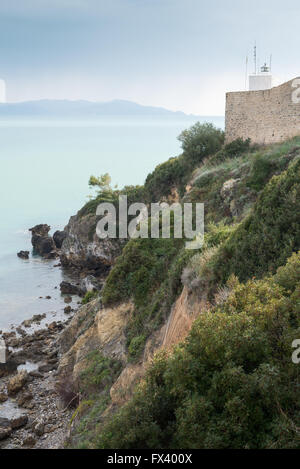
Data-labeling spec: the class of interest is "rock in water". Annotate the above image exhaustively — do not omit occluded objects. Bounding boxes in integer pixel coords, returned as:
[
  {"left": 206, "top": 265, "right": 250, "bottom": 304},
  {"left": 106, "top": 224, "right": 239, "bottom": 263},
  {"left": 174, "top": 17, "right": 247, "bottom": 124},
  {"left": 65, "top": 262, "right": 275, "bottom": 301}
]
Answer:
[
  {"left": 60, "top": 281, "right": 83, "bottom": 296},
  {"left": 17, "top": 250, "right": 29, "bottom": 259},
  {"left": 29, "top": 224, "right": 56, "bottom": 257}
]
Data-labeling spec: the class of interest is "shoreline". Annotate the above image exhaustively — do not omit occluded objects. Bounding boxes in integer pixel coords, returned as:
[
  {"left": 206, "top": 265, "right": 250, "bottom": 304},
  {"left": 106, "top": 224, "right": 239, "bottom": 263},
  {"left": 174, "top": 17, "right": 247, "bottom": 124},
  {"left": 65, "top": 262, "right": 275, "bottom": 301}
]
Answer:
[
  {"left": 0, "top": 304, "right": 76, "bottom": 448},
  {"left": 0, "top": 221, "right": 104, "bottom": 448}
]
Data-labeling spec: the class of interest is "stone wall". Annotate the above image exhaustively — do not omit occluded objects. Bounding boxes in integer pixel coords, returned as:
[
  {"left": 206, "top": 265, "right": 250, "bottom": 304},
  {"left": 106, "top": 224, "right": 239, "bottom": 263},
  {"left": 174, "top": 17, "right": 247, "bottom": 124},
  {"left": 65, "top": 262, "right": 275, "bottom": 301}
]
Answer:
[{"left": 225, "top": 77, "right": 300, "bottom": 145}]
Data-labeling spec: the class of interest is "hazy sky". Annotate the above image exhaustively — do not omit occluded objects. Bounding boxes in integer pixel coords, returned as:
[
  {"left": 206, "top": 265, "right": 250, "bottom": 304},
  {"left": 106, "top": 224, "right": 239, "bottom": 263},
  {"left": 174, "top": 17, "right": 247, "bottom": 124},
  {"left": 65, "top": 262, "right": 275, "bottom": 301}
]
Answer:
[{"left": 0, "top": 0, "right": 300, "bottom": 114}]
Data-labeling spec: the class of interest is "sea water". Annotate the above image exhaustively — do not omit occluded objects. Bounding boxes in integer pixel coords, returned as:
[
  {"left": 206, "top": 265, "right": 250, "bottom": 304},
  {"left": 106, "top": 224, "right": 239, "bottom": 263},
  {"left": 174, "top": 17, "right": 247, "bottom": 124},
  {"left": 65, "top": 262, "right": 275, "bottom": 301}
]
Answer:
[{"left": 0, "top": 115, "right": 224, "bottom": 330}]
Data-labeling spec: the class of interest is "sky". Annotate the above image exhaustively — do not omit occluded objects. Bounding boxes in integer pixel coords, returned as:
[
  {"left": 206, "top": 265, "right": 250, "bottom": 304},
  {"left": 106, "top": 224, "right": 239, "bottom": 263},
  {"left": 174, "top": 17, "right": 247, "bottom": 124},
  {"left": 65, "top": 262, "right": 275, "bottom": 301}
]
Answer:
[{"left": 0, "top": 0, "right": 300, "bottom": 114}]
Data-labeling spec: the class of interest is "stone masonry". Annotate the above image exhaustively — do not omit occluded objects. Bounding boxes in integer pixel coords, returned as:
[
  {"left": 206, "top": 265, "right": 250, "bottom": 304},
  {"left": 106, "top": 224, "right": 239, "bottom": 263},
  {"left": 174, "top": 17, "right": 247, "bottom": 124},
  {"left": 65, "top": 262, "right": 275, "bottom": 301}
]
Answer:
[{"left": 225, "top": 77, "right": 300, "bottom": 145}]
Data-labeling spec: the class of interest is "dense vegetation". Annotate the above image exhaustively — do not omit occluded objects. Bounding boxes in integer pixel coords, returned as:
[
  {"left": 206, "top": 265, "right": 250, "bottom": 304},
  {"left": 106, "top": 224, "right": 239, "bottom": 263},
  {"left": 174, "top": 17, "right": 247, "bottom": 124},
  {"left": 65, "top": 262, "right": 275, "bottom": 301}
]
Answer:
[
  {"left": 212, "top": 157, "right": 300, "bottom": 285},
  {"left": 71, "top": 123, "right": 300, "bottom": 449},
  {"left": 93, "top": 252, "right": 300, "bottom": 449}
]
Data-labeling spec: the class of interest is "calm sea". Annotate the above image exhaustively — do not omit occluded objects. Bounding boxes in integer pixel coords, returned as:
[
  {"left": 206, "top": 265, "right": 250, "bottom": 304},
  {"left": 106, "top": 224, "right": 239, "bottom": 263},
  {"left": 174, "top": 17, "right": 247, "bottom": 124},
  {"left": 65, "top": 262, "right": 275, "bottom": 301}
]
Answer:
[{"left": 0, "top": 116, "right": 224, "bottom": 331}]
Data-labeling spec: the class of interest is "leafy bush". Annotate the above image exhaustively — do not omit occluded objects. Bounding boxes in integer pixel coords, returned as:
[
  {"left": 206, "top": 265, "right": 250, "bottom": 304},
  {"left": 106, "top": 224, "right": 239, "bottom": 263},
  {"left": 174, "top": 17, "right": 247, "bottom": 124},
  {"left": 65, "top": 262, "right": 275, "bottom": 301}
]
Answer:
[
  {"left": 145, "top": 123, "right": 225, "bottom": 202},
  {"left": 224, "top": 137, "right": 252, "bottom": 156},
  {"left": 102, "top": 236, "right": 185, "bottom": 360},
  {"left": 247, "top": 152, "right": 278, "bottom": 191},
  {"left": 102, "top": 237, "right": 183, "bottom": 307},
  {"left": 82, "top": 291, "right": 98, "bottom": 305},
  {"left": 145, "top": 155, "right": 186, "bottom": 201},
  {"left": 69, "top": 351, "right": 122, "bottom": 449},
  {"left": 209, "top": 138, "right": 252, "bottom": 165},
  {"left": 80, "top": 351, "right": 122, "bottom": 396},
  {"left": 178, "top": 122, "right": 224, "bottom": 167},
  {"left": 128, "top": 335, "right": 147, "bottom": 358}
]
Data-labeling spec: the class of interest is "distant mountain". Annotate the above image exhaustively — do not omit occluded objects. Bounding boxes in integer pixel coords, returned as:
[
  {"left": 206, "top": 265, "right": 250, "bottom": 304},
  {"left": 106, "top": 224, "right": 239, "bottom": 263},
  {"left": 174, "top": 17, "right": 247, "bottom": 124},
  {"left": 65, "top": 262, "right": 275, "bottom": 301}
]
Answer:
[{"left": 0, "top": 99, "right": 199, "bottom": 118}]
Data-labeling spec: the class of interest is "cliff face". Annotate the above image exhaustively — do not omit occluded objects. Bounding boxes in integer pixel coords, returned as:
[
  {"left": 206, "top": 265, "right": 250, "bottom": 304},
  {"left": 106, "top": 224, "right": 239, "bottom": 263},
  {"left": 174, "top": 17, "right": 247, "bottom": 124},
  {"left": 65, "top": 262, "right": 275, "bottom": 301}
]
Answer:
[
  {"left": 55, "top": 132, "right": 300, "bottom": 449},
  {"left": 58, "top": 300, "right": 132, "bottom": 382},
  {"left": 57, "top": 285, "right": 206, "bottom": 411}
]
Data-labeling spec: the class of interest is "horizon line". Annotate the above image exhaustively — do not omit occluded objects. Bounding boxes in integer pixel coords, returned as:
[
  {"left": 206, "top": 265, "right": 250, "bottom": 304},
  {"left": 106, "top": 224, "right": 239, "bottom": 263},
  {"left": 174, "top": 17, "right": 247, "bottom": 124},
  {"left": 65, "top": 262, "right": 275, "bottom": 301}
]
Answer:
[{"left": 0, "top": 98, "right": 225, "bottom": 118}]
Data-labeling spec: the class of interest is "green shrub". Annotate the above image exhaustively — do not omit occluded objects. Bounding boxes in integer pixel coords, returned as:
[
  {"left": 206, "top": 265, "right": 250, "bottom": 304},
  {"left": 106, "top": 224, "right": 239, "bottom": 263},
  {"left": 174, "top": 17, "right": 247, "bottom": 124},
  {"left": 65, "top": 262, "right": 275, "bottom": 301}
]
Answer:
[
  {"left": 79, "top": 351, "right": 122, "bottom": 396},
  {"left": 209, "top": 138, "right": 252, "bottom": 165},
  {"left": 82, "top": 291, "right": 98, "bottom": 305},
  {"left": 247, "top": 143, "right": 300, "bottom": 192},
  {"left": 128, "top": 335, "right": 146, "bottom": 359},
  {"left": 102, "top": 235, "right": 186, "bottom": 361},
  {"left": 178, "top": 122, "right": 224, "bottom": 167},
  {"left": 223, "top": 137, "right": 252, "bottom": 156},
  {"left": 102, "top": 237, "right": 183, "bottom": 307},
  {"left": 145, "top": 123, "right": 225, "bottom": 202},
  {"left": 145, "top": 155, "right": 187, "bottom": 201},
  {"left": 247, "top": 152, "right": 277, "bottom": 191}
]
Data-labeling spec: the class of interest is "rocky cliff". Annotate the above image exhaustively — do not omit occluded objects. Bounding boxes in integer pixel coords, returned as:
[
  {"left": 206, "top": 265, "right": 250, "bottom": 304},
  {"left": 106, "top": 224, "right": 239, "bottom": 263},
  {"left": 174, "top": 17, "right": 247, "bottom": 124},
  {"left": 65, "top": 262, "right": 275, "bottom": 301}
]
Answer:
[
  {"left": 54, "top": 128, "right": 300, "bottom": 449},
  {"left": 60, "top": 212, "right": 124, "bottom": 275}
]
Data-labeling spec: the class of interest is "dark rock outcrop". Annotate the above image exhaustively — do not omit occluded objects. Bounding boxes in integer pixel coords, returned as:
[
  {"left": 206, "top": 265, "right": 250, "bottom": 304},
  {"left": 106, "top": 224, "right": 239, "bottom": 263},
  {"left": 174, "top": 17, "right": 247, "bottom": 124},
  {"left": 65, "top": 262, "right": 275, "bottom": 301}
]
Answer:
[
  {"left": 53, "top": 230, "right": 67, "bottom": 249},
  {"left": 17, "top": 251, "right": 29, "bottom": 260},
  {"left": 60, "top": 281, "right": 84, "bottom": 296},
  {"left": 60, "top": 213, "right": 124, "bottom": 274},
  {"left": 29, "top": 224, "right": 57, "bottom": 257}
]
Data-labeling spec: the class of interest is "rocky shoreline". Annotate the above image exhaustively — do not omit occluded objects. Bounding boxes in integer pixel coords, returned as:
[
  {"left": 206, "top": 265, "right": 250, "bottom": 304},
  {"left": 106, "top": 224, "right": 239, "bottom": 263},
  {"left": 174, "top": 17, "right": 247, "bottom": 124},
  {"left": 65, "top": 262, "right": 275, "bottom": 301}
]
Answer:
[
  {"left": 0, "top": 208, "right": 126, "bottom": 450},
  {"left": 0, "top": 317, "right": 73, "bottom": 449},
  {"left": 0, "top": 219, "right": 112, "bottom": 449}
]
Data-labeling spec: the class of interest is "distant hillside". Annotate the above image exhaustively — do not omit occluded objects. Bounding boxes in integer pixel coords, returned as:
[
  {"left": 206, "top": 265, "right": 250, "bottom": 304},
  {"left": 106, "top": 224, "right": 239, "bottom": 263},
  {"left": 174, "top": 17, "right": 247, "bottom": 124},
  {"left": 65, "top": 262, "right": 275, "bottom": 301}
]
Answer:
[{"left": 0, "top": 99, "right": 200, "bottom": 118}]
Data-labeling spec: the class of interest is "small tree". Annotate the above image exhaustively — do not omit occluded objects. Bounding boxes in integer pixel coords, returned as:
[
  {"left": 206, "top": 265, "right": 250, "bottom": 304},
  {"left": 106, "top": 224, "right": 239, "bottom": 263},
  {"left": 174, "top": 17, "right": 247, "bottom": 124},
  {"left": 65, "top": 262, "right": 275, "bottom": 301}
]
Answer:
[
  {"left": 89, "top": 173, "right": 112, "bottom": 193},
  {"left": 88, "top": 172, "right": 119, "bottom": 200},
  {"left": 178, "top": 122, "right": 224, "bottom": 167}
]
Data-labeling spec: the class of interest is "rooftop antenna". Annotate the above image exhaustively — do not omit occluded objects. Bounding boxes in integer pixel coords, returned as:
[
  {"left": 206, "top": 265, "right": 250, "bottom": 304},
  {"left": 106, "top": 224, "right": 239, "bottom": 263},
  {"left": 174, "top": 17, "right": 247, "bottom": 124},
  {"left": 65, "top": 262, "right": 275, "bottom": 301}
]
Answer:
[{"left": 254, "top": 42, "right": 257, "bottom": 74}]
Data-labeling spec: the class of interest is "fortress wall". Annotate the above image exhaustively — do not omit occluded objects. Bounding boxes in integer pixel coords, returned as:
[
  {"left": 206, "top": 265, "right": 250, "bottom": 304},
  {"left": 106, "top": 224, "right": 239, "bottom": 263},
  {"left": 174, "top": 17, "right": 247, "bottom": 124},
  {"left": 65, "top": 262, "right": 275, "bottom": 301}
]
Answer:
[{"left": 225, "top": 78, "right": 300, "bottom": 145}]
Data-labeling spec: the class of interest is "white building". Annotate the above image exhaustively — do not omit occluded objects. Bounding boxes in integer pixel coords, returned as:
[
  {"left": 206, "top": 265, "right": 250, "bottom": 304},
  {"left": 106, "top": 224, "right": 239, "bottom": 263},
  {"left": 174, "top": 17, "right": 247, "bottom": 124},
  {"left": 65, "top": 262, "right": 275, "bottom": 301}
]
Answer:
[{"left": 249, "top": 63, "right": 272, "bottom": 91}]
